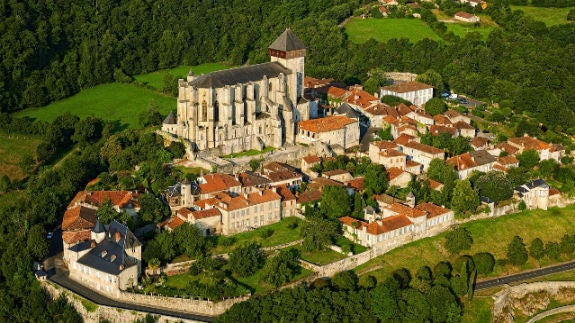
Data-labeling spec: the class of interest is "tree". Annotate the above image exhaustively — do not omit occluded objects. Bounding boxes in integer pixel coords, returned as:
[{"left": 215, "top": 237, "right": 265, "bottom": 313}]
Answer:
[
  {"left": 507, "top": 236, "right": 528, "bottom": 266},
  {"left": 529, "top": 238, "right": 545, "bottom": 261},
  {"left": 545, "top": 241, "right": 561, "bottom": 260},
  {"left": 138, "top": 104, "right": 163, "bottom": 127},
  {"left": 363, "top": 164, "right": 388, "bottom": 195},
  {"left": 560, "top": 234, "right": 575, "bottom": 255},
  {"left": 302, "top": 216, "right": 340, "bottom": 251},
  {"left": 416, "top": 69, "right": 444, "bottom": 93},
  {"left": 173, "top": 224, "right": 208, "bottom": 259},
  {"left": 473, "top": 252, "right": 495, "bottom": 274},
  {"left": 261, "top": 248, "right": 300, "bottom": 287},
  {"left": 444, "top": 227, "right": 473, "bottom": 255},
  {"left": 248, "top": 158, "right": 261, "bottom": 172},
  {"left": 475, "top": 172, "right": 513, "bottom": 203},
  {"left": 370, "top": 278, "right": 401, "bottom": 322},
  {"left": 424, "top": 97, "right": 447, "bottom": 116},
  {"left": 229, "top": 243, "right": 264, "bottom": 277},
  {"left": 451, "top": 180, "right": 479, "bottom": 217},
  {"left": 138, "top": 194, "right": 168, "bottom": 223},
  {"left": 517, "top": 149, "right": 540, "bottom": 169},
  {"left": 377, "top": 126, "right": 394, "bottom": 141},
  {"left": 331, "top": 270, "right": 359, "bottom": 291},
  {"left": 568, "top": 8, "right": 575, "bottom": 21},
  {"left": 320, "top": 186, "right": 350, "bottom": 218},
  {"left": 399, "top": 289, "right": 431, "bottom": 322},
  {"left": 0, "top": 175, "right": 10, "bottom": 193},
  {"left": 427, "top": 158, "right": 457, "bottom": 184},
  {"left": 539, "top": 159, "right": 559, "bottom": 178},
  {"left": 96, "top": 199, "right": 118, "bottom": 224},
  {"left": 27, "top": 225, "right": 49, "bottom": 260},
  {"left": 449, "top": 136, "right": 471, "bottom": 156}
]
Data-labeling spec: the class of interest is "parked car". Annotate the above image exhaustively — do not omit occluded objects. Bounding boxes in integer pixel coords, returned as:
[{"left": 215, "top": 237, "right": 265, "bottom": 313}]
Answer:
[{"left": 47, "top": 231, "right": 53, "bottom": 239}]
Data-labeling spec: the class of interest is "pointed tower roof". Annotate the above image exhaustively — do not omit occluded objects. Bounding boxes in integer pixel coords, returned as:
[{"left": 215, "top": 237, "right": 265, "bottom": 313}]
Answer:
[
  {"left": 163, "top": 111, "right": 177, "bottom": 125},
  {"left": 92, "top": 219, "right": 106, "bottom": 233},
  {"left": 269, "top": 28, "right": 306, "bottom": 52}
]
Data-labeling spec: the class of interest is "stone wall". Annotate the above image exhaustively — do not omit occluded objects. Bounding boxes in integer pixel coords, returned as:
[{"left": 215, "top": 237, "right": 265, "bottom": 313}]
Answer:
[
  {"left": 492, "top": 281, "right": 575, "bottom": 323},
  {"left": 42, "top": 281, "right": 203, "bottom": 323}
]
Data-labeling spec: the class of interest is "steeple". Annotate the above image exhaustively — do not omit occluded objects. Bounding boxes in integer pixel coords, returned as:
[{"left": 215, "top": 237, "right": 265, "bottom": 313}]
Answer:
[
  {"left": 268, "top": 28, "right": 306, "bottom": 56},
  {"left": 268, "top": 28, "right": 306, "bottom": 105}
]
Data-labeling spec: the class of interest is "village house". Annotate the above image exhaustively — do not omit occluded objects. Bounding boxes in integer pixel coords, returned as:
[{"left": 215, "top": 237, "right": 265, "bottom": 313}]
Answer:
[
  {"left": 70, "top": 190, "right": 140, "bottom": 216},
  {"left": 454, "top": 121, "right": 476, "bottom": 138},
  {"left": 369, "top": 140, "right": 407, "bottom": 170},
  {"left": 470, "top": 136, "right": 490, "bottom": 150},
  {"left": 158, "top": 207, "right": 222, "bottom": 236},
  {"left": 198, "top": 173, "right": 242, "bottom": 199},
  {"left": 444, "top": 109, "right": 470, "bottom": 124},
  {"left": 446, "top": 150, "right": 497, "bottom": 179},
  {"left": 397, "top": 141, "right": 445, "bottom": 171},
  {"left": 301, "top": 155, "right": 322, "bottom": 174},
  {"left": 67, "top": 220, "right": 141, "bottom": 297},
  {"left": 514, "top": 179, "right": 551, "bottom": 210},
  {"left": 493, "top": 155, "right": 520, "bottom": 173},
  {"left": 507, "top": 134, "right": 564, "bottom": 162},
  {"left": 380, "top": 81, "right": 433, "bottom": 107},
  {"left": 162, "top": 180, "right": 198, "bottom": 212},
  {"left": 297, "top": 115, "right": 360, "bottom": 150},
  {"left": 454, "top": 11, "right": 480, "bottom": 23},
  {"left": 237, "top": 171, "right": 272, "bottom": 193},
  {"left": 323, "top": 169, "right": 353, "bottom": 182},
  {"left": 387, "top": 167, "right": 412, "bottom": 188},
  {"left": 62, "top": 205, "right": 98, "bottom": 262},
  {"left": 262, "top": 162, "right": 304, "bottom": 189}
]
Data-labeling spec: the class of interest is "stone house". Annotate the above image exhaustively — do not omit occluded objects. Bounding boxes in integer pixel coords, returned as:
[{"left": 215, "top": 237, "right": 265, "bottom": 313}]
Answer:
[
  {"left": 444, "top": 110, "right": 471, "bottom": 124},
  {"left": 454, "top": 121, "right": 476, "bottom": 138},
  {"left": 397, "top": 141, "right": 445, "bottom": 171},
  {"left": 446, "top": 150, "right": 497, "bottom": 179},
  {"left": 262, "top": 162, "right": 304, "bottom": 189},
  {"left": 198, "top": 173, "right": 242, "bottom": 199},
  {"left": 67, "top": 220, "right": 141, "bottom": 298},
  {"left": 323, "top": 169, "right": 353, "bottom": 182},
  {"left": 508, "top": 134, "right": 564, "bottom": 162},
  {"left": 454, "top": 11, "right": 480, "bottom": 23},
  {"left": 380, "top": 81, "right": 433, "bottom": 107},
  {"left": 387, "top": 167, "right": 412, "bottom": 188},
  {"left": 514, "top": 179, "right": 551, "bottom": 210},
  {"left": 69, "top": 190, "right": 140, "bottom": 217},
  {"left": 369, "top": 140, "right": 406, "bottom": 170},
  {"left": 297, "top": 115, "right": 360, "bottom": 150}
]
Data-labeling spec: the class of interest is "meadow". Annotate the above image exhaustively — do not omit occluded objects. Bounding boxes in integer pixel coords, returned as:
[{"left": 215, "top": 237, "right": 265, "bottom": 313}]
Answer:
[
  {"left": 0, "top": 133, "right": 42, "bottom": 180},
  {"left": 14, "top": 63, "right": 230, "bottom": 129},
  {"left": 510, "top": 5, "right": 573, "bottom": 26},
  {"left": 344, "top": 18, "right": 442, "bottom": 43},
  {"left": 445, "top": 22, "right": 495, "bottom": 40},
  {"left": 354, "top": 205, "right": 575, "bottom": 281}
]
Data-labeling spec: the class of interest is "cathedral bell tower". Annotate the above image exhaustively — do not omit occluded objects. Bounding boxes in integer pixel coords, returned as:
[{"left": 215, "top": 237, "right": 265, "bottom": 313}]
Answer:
[{"left": 268, "top": 28, "right": 306, "bottom": 106}]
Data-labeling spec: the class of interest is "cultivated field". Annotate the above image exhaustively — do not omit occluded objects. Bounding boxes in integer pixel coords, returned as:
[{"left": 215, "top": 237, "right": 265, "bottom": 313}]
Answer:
[
  {"left": 344, "top": 18, "right": 442, "bottom": 43},
  {"left": 510, "top": 5, "right": 574, "bottom": 26},
  {"left": 0, "top": 134, "right": 42, "bottom": 181},
  {"left": 355, "top": 205, "right": 575, "bottom": 281},
  {"left": 134, "top": 63, "right": 231, "bottom": 90}
]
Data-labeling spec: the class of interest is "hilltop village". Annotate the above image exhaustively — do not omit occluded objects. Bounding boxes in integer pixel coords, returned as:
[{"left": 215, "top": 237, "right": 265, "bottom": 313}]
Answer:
[{"left": 53, "top": 30, "right": 574, "bottom": 303}]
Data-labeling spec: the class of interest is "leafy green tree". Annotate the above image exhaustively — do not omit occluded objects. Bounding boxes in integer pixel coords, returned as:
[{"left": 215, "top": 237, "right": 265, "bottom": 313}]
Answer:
[
  {"left": 138, "top": 104, "right": 164, "bottom": 127},
  {"left": 473, "top": 252, "right": 495, "bottom": 275},
  {"left": 427, "top": 285, "right": 462, "bottom": 323},
  {"left": 444, "top": 227, "right": 473, "bottom": 255},
  {"left": 320, "top": 186, "right": 350, "bottom": 218},
  {"left": 399, "top": 289, "right": 431, "bottom": 322},
  {"left": 427, "top": 159, "right": 458, "bottom": 184},
  {"left": 363, "top": 164, "right": 388, "bottom": 196},
  {"left": 173, "top": 224, "right": 208, "bottom": 259},
  {"left": 27, "top": 225, "right": 49, "bottom": 260},
  {"left": 229, "top": 243, "right": 264, "bottom": 277},
  {"left": 449, "top": 136, "right": 471, "bottom": 156},
  {"left": 507, "top": 236, "right": 528, "bottom": 266},
  {"left": 475, "top": 172, "right": 513, "bottom": 202},
  {"left": 72, "top": 117, "right": 103, "bottom": 147},
  {"left": 545, "top": 241, "right": 561, "bottom": 260},
  {"left": 249, "top": 158, "right": 261, "bottom": 172},
  {"left": 529, "top": 238, "right": 546, "bottom": 261},
  {"left": 261, "top": 248, "right": 300, "bottom": 287},
  {"left": 424, "top": 97, "right": 447, "bottom": 116},
  {"left": 451, "top": 180, "right": 479, "bottom": 217},
  {"left": 538, "top": 159, "right": 559, "bottom": 178},
  {"left": 416, "top": 69, "right": 443, "bottom": 93},
  {"left": 0, "top": 175, "right": 10, "bottom": 193},
  {"left": 370, "top": 278, "right": 401, "bottom": 322},
  {"left": 450, "top": 273, "right": 469, "bottom": 297},
  {"left": 96, "top": 199, "right": 118, "bottom": 224},
  {"left": 331, "top": 270, "right": 359, "bottom": 291},
  {"left": 302, "top": 216, "right": 339, "bottom": 251},
  {"left": 377, "top": 126, "right": 394, "bottom": 141},
  {"left": 517, "top": 149, "right": 540, "bottom": 169},
  {"left": 560, "top": 234, "right": 575, "bottom": 255},
  {"left": 138, "top": 194, "right": 168, "bottom": 223}
]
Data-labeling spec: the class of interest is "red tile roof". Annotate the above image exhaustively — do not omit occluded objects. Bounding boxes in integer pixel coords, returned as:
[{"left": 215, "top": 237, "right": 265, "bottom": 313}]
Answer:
[
  {"left": 298, "top": 115, "right": 357, "bottom": 133},
  {"left": 303, "top": 155, "right": 321, "bottom": 164},
  {"left": 62, "top": 206, "right": 97, "bottom": 231},
  {"left": 192, "top": 208, "right": 221, "bottom": 219},
  {"left": 308, "top": 177, "right": 344, "bottom": 190},
  {"left": 199, "top": 173, "right": 241, "bottom": 194},
  {"left": 405, "top": 160, "right": 421, "bottom": 168},
  {"left": 195, "top": 198, "right": 219, "bottom": 209},
  {"left": 387, "top": 167, "right": 406, "bottom": 181},
  {"left": 158, "top": 216, "right": 185, "bottom": 230},
  {"left": 380, "top": 149, "right": 405, "bottom": 158},
  {"left": 403, "top": 141, "right": 445, "bottom": 155},
  {"left": 324, "top": 169, "right": 349, "bottom": 177},
  {"left": 495, "top": 143, "right": 519, "bottom": 155},
  {"left": 371, "top": 140, "right": 398, "bottom": 150},
  {"left": 455, "top": 11, "right": 476, "bottom": 19},
  {"left": 347, "top": 177, "right": 365, "bottom": 191},
  {"left": 266, "top": 170, "right": 302, "bottom": 182},
  {"left": 508, "top": 136, "right": 550, "bottom": 151},
  {"left": 415, "top": 202, "right": 451, "bottom": 219},
  {"left": 549, "top": 187, "right": 560, "bottom": 196},
  {"left": 470, "top": 136, "right": 490, "bottom": 148},
  {"left": 454, "top": 120, "right": 475, "bottom": 130},
  {"left": 70, "top": 190, "right": 136, "bottom": 209},
  {"left": 446, "top": 153, "right": 476, "bottom": 171},
  {"left": 394, "top": 134, "right": 416, "bottom": 146},
  {"left": 389, "top": 202, "right": 427, "bottom": 218},
  {"left": 498, "top": 155, "right": 519, "bottom": 165},
  {"left": 339, "top": 215, "right": 413, "bottom": 235},
  {"left": 427, "top": 179, "right": 444, "bottom": 190},
  {"left": 275, "top": 185, "right": 296, "bottom": 201},
  {"left": 430, "top": 125, "right": 457, "bottom": 136},
  {"left": 62, "top": 230, "right": 91, "bottom": 245},
  {"left": 214, "top": 189, "right": 281, "bottom": 211},
  {"left": 297, "top": 189, "right": 322, "bottom": 204},
  {"left": 327, "top": 86, "right": 347, "bottom": 98}
]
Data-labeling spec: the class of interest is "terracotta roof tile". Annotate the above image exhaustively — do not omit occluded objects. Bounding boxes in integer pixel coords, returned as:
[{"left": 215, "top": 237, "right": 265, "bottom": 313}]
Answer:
[
  {"left": 199, "top": 173, "right": 241, "bottom": 194},
  {"left": 192, "top": 208, "right": 221, "bottom": 219},
  {"left": 508, "top": 136, "right": 550, "bottom": 151},
  {"left": 195, "top": 198, "right": 219, "bottom": 209},
  {"left": 158, "top": 216, "right": 185, "bottom": 230},
  {"left": 414, "top": 202, "right": 451, "bottom": 219},
  {"left": 433, "top": 115, "right": 452, "bottom": 126},
  {"left": 471, "top": 136, "right": 489, "bottom": 148},
  {"left": 430, "top": 125, "right": 457, "bottom": 136},
  {"left": 389, "top": 202, "right": 427, "bottom": 218},
  {"left": 327, "top": 86, "right": 348, "bottom": 98},
  {"left": 303, "top": 155, "right": 321, "bottom": 164},
  {"left": 343, "top": 87, "right": 380, "bottom": 109},
  {"left": 347, "top": 177, "right": 365, "bottom": 191},
  {"left": 308, "top": 177, "right": 344, "bottom": 190},
  {"left": 403, "top": 141, "right": 445, "bottom": 155},
  {"left": 454, "top": 120, "right": 475, "bottom": 130},
  {"left": 387, "top": 167, "right": 406, "bottom": 181},
  {"left": 70, "top": 191, "right": 137, "bottom": 209},
  {"left": 276, "top": 185, "right": 296, "bottom": 201},
  {"left": 380, "top": 149, "right": 405, "bottom": 158},
  {"left": 323, "top": 169, "right": 349, "bottom": 177},
  {"left": 498, "top": 155, "right": 519, "bottom": 165},
  {"left": 298, "top": 115, "right": 357, "bottom": 133},
  {"left": 266, "top": 170, "right": 302, "bottom": 182},
  {"left": 455, "top": 11, "right": 476, "bottom": 19},
  {"left": 394, "top": 134, "right": 416, "bottom": 146},
  {"left": 237, "top": 171, "right": 271, "bottom": 187},
  {"left": 428, "top": 179, "right": 444, "bottom": 190},
  {"left": 371, "top": 140, "right": 398, "bottom": 150},
  {"left": 495, "top": 142, "right": 519, "bottom": 155},
  {"left": 62, "top": 230, "right": 91, "bottom": 245},
  {"left": 214, "top": 189, "right": 281, "bottom": 211},
  {"left": 297, "top": 189, "right": 322, "bottom": 204},
  {"left": 62, "top": 206, "right": 97, "bottom": 231},
  {"left": 549, "top": 187, "right": 560, "bottom": 196},
  {"left": 405, "top": 160, "right": 421, "bottom": 168}
]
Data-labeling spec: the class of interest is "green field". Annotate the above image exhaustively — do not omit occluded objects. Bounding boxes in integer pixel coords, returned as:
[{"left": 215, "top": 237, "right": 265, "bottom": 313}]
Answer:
[
  {"left": 134, "top": 63, "right": 231, "bottom": 90},
  {"left": 14, "top": 83, "right": 175, "bottom": 129},
  {"left": 511, "top": 5, "right": 574, "bottom": 26},
  {"left": 344, "top": 18, "right": 442, "bottom": 43},
  {"left": 14, "top": 63, "right": 231, "bottom": 129},
  {"left": 0, "top": 133, "right": 42, "bottom": 180},
  {"left": 355, "top": 205, "right": 575, "bottom": 282},
  {"left": 445, "top": 23, "right": 495, "bottom": 40}
]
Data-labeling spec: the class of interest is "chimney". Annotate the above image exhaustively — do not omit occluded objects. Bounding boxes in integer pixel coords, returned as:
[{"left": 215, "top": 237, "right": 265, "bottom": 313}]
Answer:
[
  {"left": 115, "top": 231, "right": 121, "bottom": 243},
  {"left": 101, "top": 250, "right": 107, "bottom": 258},
  {"left": 110, "top": 254, "right": 116, "bottom": 262},
  {"left": 90, "top": 240, "right": 97, "bottom": 248},
  {"left": 119, "top": 264, "right": 125, "bottom": 271}
]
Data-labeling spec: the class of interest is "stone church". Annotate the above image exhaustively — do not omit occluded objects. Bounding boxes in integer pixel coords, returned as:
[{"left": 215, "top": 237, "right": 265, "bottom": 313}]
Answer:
[{"left": 162, "top": 29, "right": 316, "bottom": 156}]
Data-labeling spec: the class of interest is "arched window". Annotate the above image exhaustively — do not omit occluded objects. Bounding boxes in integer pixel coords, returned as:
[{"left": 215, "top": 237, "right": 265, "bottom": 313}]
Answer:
[{"left": 202, "top": 100, "right": 207, "bottom": 121}]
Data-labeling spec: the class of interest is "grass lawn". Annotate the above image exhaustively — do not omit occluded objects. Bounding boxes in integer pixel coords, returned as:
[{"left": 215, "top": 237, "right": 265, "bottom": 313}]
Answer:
[
  {"left": 234, "top": 267, "right": 314, "bottom": 295},
  {"left": 344, "top": 17, "right": 442, "bottom": 43},
  {"left": 14, "top": 83, "right": 175, "bottom": 129},
  {"left": 0, "top": 133, "right": 43, "bottom": 181},
  {"left": 445, "top": 23, "right": 495, "bottom": 40},
  {"left": 134, "top": 63, "right": 231, "bottom": 91},
  {"left": 354, "top": 205, "right": 575, "bottom": 282},
  {"left": 173, "top": 166, "right": 209, "bottom": 180},
  {"left": 334, "top": 236, "right": 368, "bottom": 254},
  {"left": 461, "top": 296, "right": 494, "bottom": 323},
  {"left": 299, "top": 247, "right": 347, "bottom": 265},
  {"left": 165, "top": 273, "right": 195, "bottom": 289},
  {"left": 212, "top": 217, "right": 302, "bottom": 254},
  {"left": 510, "top": 5, "right": 574, "bottom": 26},
  {"left": 221, "top": 146, "right": 275, "bottom": 159}
]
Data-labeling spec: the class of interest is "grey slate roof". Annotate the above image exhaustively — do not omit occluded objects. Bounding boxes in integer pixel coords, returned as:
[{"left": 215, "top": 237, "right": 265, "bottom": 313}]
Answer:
[
  {"left": 336, "top": 103, "right": 362, "bottom": 119},
  {"left": 77, "top": 220, "right": 140, "bottom": 275},
  {"left": 268, "top": 28, "right": 306, "bottom": 51},
  {"left": 163, "top": 111, "right": 177, "bottom": 124},
  {"left": 469, "top": 150, "right": 497, "bottom": 166},
  {"left": 188, "top": 62, "right": 291, "bottom": 88},
  {"left": 92, "top": 219, "right": 105, "bottom": 233}
]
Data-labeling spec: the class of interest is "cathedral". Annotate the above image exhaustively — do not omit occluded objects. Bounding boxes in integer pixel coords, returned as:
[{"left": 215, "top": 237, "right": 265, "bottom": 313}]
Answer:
[{"left": 162, "top": 29, "right": 316, "bottom": 156}]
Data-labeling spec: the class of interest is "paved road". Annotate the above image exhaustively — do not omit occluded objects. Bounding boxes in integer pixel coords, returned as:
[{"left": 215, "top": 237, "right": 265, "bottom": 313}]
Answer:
[
  {"left": 526, "top": 305, "right": 575, "bottom": 323},
  {"left": 475, "top": 260, "right": 575, "bottom": 291},
  {"left": 49, "top": 273, "right": 215, "bottom": 323}
]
